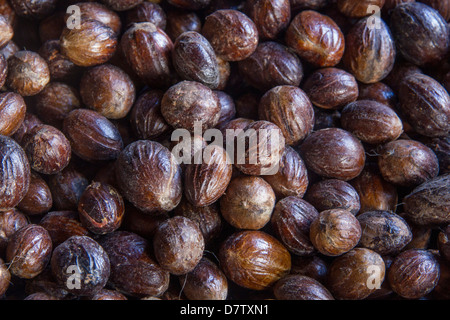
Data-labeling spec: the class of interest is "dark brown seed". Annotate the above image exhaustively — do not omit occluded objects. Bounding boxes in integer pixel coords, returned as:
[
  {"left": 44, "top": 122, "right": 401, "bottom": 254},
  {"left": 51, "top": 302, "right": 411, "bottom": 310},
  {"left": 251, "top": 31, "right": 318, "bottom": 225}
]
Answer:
[
  {"left": 120, "top": 22, "right": 173, "bottom": 88},
  {"left": 390, "top": 2, "right": 449, "bottom": 66},
  {"left": 129, "top": 89, "right": 171, "bottom": 140},
  {"left": 161, "top": 80, "right": 220, "bottom": 132},
  {"left": 310, "top": 209, "right": 362, "bottom": 257},
  {"left": 48, "top": 166, "right": 89, "bottom": 211},
  {"left": 78, "top": 182, "right": 125, "bottom": 235},
  {"left": 258, "top": 85, "right": 314, "bottom": 146},
  {"left": 238, "top": 41, "right": 303, "bottom": 92},
  {"left": 340, "top": 100, "right": 403, "bottom": 145},
  {"left": 22, "top": 124, "right": 71, "bottom": 175},
  {"left": 153, "top": 216, "right": 205, "bottom": 275},
  {"left": 39, "top": 211, "right": 90, "bottom": 247},
  {"left": 219, "top": 230, "right": 291, "bottom": 291},
  {"left": 60, "top": 19, "right": 117, "bottom": 67},
  {"left": 0, "top": 135, "right": 30, "bottom": 211},
  {"left": 172, "top": 31, "right": 220, "bottom": 89},
  {"left": 202, "top": 9, "right": 259, "bottom": 62},
  {"left": 305, "top": 179, "right": 361, "bottom": 215},
  {"left": 343, "top": 16, "right": 396, "bottom": 84},
  {"left": 358, "top": 82, "right": 396, "bottom": 110},
  {"left": 184, "top": 144, "right": 232, "bottom": 207},
  {"left": 403, "top": 174, "right": 450, "bottom": 226},
  {"left": 63, "top": 109, "right": 124, "bottom": 162},
  {"left": 388, "top": 249, "right": 440, "bottom": 299},
  {"left": 271, "top": 196, "right": 319, "bottom": 256},
  {"left": 115, "top": 140, "right": 182, "bottom": 214},
  {"left": 327, "top": 248, "right": 385, "bottom": 300},
  {"left": 357, "top": 210, "right": 412, "bottom": 255},
  {"left": 34, "top": 82, "right": 81, "bottom": 128},
  {"left": 80, "top": 64, "right": 136, "bottom": 120},
  {"left": 350, "top": 164, "right": 398, "bottom": 213},
  {"left": 178, "top": 257, "right": 228, "bottom": 300},
  {"left": 74, "top": 2, "right": 122, "bottom": 34},
  {"left": 51, "top": 235, "right": 110, "bottom": 296},
  {"left": 7, "top": 50, "right": 50, "bottom": 96},
  {"left": 285, "top": 10, "right": 345, "bottom": 67},
  {"left": 263, "top": 145, "right": 309, "bottom": 199},
  {"left": 302, "top": 67, "right": 359, "bottom": 110},
  {"left": 125, "top": 2, "right": 166, "bottom": 29},
  {"left": 165, "top": 10, "right": 201, "bottom": 42},
  {"left": 421, "top": 136, "right": 450, "bottom": 174},
  {"left": 398, "top": 73, "right": 450, "bottom": 138},
  {"left": 38, "top": 40, "right": 81, "bottom": 82},
  {"left": 299, "top": 128, "right": 366, "bottom": 181},
  {"left": 0, "top": 209, "right": 29, "bottom": 255},
  {"left": 17, "top": 172, "right": 52, "bottom": 216},
  {"left": 6, "top": 224, "right": 53, "bottom": 279},
  {"left": 99, "top": 231, "right": 170, "bottom": 297},
  {"left": 378, "top": 139, "right": 439, "bottom": 187},
  {"left": 273, "top": 274, "right": 334, "bottom": 300},
  {"left": 0, "top": 92, "right": 26, "bottom": 137},
  {"left": 244, "top": 0, "right": 291, "bottom": 39},
  {"left": 290, "top": 255, "right": 328, "bottom": 284}
]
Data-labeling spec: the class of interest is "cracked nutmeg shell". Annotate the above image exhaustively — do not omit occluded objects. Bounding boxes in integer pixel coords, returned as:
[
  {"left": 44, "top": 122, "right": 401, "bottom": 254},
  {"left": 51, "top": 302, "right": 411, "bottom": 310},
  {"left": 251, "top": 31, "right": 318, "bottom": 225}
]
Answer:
[
  {"left": 78, "top": 182, "right": 125, "bottom": 235},
  {"left": 115, "top": 140, "right": 182, "bottom": 214},
  {"left": 219, "top": 230, "right": 291, "bottom": 290}
]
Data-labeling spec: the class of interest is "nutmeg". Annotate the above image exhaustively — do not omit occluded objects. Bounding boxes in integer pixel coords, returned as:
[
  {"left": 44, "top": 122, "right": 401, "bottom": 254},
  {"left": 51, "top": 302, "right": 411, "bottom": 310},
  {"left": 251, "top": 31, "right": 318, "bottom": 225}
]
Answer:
[
  {"left": 60, "top": 19, "right": 118, "bottom": 67},
  {"left": 220, "top": 175, "right": 276, "bottom": 230},
  {"left": 310, "top": 209, "right": 362, "bottom": 257},
  {"left": 258, "top": 85, "right": 314, "bottom": 146},
  {"left": 271, "top": 196, "right": 319, "bottom": 256},
  {"left": 219, "top": 230, "right": 291, "bottom": 290}
]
